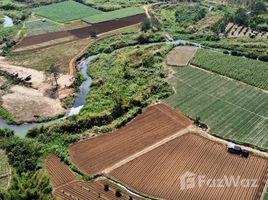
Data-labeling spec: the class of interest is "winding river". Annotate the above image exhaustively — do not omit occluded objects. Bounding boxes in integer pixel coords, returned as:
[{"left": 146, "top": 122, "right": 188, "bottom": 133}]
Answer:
[
  {"left": 0, "top": 56, "right": 95, "bottom": 137},
  {"left": 0, "top": 39, "right": 201, "bottom": 137}
]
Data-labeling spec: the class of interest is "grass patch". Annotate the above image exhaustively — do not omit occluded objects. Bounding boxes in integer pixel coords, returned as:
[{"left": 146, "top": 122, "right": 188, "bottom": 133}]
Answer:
[
  {"left": 9, "top": 38, "right": 92, "bottom": 73},
  {"left": 83, "top": 7, "right": 144, "bottom": 24},
  {"left": 25, "top": 19, "right": 64, "bottom": 36},
  {"left": 192, "top": 48, "right": 268, "bottom": 90},
  {"left": 165, "top": 66, "right": 268, "bottom": 150},
  {"left": 33, "top": 0, "right": 102, "bottom": 23}
]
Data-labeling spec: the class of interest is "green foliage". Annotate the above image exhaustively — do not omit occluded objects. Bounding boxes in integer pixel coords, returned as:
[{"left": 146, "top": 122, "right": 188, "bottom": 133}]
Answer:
[
  {"left": 251, "top": 1, "right": 267, "bottom": 15},
  {"left": 0, "top": 170, "right": 54, "bottom": 200},
  {"left": 233, "top": 8, "right": 249, "bottom": 26},
  {"left": 83, "top": 7, "right": 144, "bottom": 24},
  {"left": 33, "top": 0, "right": 102, "bottom": 23},
  {"left": 192, "top": 48, "right": 268, "bottom": 89},
  {"left": 0, "top": 137, "right": 43, "bottom": 174},
  {"left": 141, "top": 19, "right": 151, "bottom": 32},
  {"left": 166, "top": 67, "right": 268, "bottom": 150},
  {"left": 83, "top": 0, "right": 156, "bottom": 11},
  {"left": 0, "top": 128, "right": 14, "bottom": 138},
  {"left": 175, "top": 5, "right": 207, "bottom": 24},
  {"left": 0, "top": 107, "right": 14, "bottom": 124},
  {"left": 88, "top": 32, "right": 165, "bottom": 55}
]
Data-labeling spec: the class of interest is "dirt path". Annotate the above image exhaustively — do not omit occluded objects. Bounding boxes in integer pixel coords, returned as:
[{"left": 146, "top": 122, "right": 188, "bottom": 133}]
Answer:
[{"left": 102, "top": 126, "right": 191, "bottom": 174}]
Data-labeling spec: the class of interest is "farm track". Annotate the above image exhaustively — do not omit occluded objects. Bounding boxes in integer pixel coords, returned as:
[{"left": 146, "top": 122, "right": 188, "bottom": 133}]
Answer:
[
  {"left": 69, "top": 103, "right": 191, "bottom": 175},
  {"left": 109, "top": 133, "right": 268, "bottom": 200},
  {"left": 45, "top": 155, "right": 142, "bottom": 200}
]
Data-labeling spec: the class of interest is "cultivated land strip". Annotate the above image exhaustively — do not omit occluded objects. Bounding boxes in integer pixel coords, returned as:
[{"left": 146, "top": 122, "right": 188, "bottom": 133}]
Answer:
[
  {"left": 102, "top": 126, "right": 190, "bottom": 174},
  {"left": 166, "top": 66, "right": 268, "bottom": 150}
]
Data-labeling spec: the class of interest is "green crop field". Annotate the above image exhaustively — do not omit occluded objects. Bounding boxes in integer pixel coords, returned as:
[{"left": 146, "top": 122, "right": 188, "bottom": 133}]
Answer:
[
  {"left": 83, "top": 7, "right": 144, "bottom": 24},
  {"left": 0, "top": 150, "right": 10, "bottom": 190},
  {"left": 33, "top": 0, "right": 102, "bottom": 23},
  {"left": 192, "top": 49, "right": 268, "bottom": 90},
  {"left": 26, "top": 19, "right": 64, "bottom": 36},
  {"left": 165, "top": 67, "right": 268, "bottom": 150}
]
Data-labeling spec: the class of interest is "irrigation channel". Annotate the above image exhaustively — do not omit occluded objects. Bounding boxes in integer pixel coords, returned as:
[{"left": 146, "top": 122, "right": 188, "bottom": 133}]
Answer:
[{"left": 0, "top": 39, "right": 201, "bottom": 137}]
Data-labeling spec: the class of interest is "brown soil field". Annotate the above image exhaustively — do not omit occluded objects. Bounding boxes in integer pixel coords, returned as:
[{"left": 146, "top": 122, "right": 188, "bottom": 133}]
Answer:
[
  {"left": 109, "top": 133, "right": 268, "bottom": 200},
  {"left": 69, "top": 103, "right": 191, "bottom": 175},
  {"left": 166, "top": 46, "right": 198, "bottom": 67},
  {"left": 45, "top": 155, "right": 142, "bottom": 200},
  {"left": 15, "top": 14, "right": 146, "bottom": 50}
]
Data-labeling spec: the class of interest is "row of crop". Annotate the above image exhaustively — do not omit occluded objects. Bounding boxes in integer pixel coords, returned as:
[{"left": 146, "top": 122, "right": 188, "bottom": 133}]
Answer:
[
  {"left": 166, "top": 67, "right": 268, "bottom": 150},
  {"left": 191, "top": 48, "right": 268, "bottom": 90}
]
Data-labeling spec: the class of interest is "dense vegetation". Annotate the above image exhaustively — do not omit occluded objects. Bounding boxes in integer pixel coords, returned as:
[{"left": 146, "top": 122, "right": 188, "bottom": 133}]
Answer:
[
  {"left": 0, "top": 128, "right": 79, "bottom": 199},
  {"left": 28, "top": 44, "right": 173, "bottom": 136},
  {"left": 87, "top": 31, "right": 166, "bottom": 55},
  {"left": 192, "top": 48, "right": 268, "bottom": 89},
  {"left": 166, "top": 67, "right": 268, "bottom": 151}
]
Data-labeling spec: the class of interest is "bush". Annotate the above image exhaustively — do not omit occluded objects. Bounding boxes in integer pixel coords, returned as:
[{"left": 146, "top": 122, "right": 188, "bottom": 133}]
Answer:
[
  {"left": 104, "top": 184, "right": 109, "bottom": 191},
  {"left": 115, "top": 189, "right": 122, "bottom": 197},
  {"left": 259, "top": 55, "right": 268, "bottom": 62}
]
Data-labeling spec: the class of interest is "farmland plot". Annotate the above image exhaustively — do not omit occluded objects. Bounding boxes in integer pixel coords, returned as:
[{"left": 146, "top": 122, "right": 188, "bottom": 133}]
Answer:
[
  {"left": 45, "top": 155, "right": 141, "bottom": 200},
  {"left": 192, "top": 49, "right": 268, "bottom": 90},
  {"left": 69, "top": 104, "right": 191, "bottom": 175},
  {"left": 165, "top": 67, "right": 268, "bottom": 150},
  {"left": 83, "top": 7, "right": 144, "bottom": 24},
  {"left": 33, "top": 1, "right": 102, "bottom": 23},
  {"left": 109, "top": 133, "right": 268, "bottom": 200},
  {"left": 26, "top": 19, "right": 64, "bottom": 36}
]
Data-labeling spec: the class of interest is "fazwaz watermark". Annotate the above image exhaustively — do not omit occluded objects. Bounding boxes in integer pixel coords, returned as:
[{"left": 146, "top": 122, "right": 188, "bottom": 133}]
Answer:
[{"left": 180, "top": 171, "right": 258, "bottom": 190}]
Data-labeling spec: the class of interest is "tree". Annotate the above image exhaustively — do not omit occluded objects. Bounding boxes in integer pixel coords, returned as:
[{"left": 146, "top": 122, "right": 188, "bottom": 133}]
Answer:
[
  {"left": 45, "top": 64, "right": 60, "bottom": 87},
  {"left": 141, "top": 19, "right": 151, "bottom": 32},
  {"left": 89, "top": 28, "right": 97, "bottom": 38},
  {"left": 233, "top": 8, "right": 249, "bottom": 26},
  {"left": 251, "top": 2, "right": 267, "bottom": 15}
]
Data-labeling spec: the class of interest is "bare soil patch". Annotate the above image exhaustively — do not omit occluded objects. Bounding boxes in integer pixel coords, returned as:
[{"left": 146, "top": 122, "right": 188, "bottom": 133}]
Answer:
[
  {"left": 0, "top": 56, "right": 72, "bottom": 122},
  {"left": 109, "top": 133, "right": 268, "bottom": 200},
  {"left": 69, "top": 103, "right": 191, "bottom": 175},
  {"left": 166, "top": 46, "right": 198, "bottom": 67},
  {"left": 45, "top": 155, "right": 142, "bottom": 200}
]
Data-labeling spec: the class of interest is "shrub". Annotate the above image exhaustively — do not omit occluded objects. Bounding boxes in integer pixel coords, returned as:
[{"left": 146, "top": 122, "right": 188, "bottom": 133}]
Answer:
[
  {"left": 259, "top": 55, "right": 268, "bottom": 62},
  {"left": 115, "top": 189, "right": 122, "bottom": 197},
  {"left": 104, "top": 184, "right": 109, "bottom": 191}
]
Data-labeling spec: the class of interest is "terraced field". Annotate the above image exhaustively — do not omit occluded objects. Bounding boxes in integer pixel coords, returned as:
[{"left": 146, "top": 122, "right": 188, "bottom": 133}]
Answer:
[
  {"left": 165, "top": 67, "right": 268, "bottom": 150},
  {"left": 0, "top": 150, "right": 10, "bottom": 190}
]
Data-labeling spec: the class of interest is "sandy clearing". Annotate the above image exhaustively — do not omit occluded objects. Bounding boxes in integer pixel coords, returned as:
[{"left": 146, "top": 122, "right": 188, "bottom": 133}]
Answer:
[
  {"left": 1, "top": 85, "right": 65, "bottom": 122},
  {"left": 0, "top": 56, "right": 73, "bottom": 122},
  {"left": 166, "top": 46, "right": 198, "bottom": 66}
]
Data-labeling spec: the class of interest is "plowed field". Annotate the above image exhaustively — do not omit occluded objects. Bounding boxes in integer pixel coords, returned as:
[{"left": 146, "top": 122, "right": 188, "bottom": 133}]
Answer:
[
  {"left": 69, "top": 103, "right": 191, "bottom": 175},
  {"left": 109, "top": 133, "right": 268, "bottom": 200},
  {"left": 45, "top": 155, "right": 141, "bottom": 200}
]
